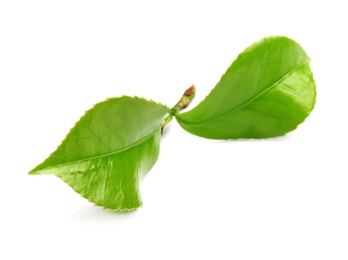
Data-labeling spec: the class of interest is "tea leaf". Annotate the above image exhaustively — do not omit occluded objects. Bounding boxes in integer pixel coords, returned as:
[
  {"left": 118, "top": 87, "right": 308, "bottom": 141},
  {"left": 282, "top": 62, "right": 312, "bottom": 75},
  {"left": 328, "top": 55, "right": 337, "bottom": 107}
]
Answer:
[
  {"left": 175, "top": 36, "right": 316, "bottom": 139},
  {"left": 30, "top": 97, "right": 170, "bottom": 210}
]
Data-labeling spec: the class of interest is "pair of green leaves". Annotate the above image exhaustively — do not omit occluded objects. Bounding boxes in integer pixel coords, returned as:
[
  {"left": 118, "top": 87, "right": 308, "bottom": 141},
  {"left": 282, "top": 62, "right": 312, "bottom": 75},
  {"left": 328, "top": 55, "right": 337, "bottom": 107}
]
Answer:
[{"left": 30, "top": 36, "right": 316, "bottom": 211}]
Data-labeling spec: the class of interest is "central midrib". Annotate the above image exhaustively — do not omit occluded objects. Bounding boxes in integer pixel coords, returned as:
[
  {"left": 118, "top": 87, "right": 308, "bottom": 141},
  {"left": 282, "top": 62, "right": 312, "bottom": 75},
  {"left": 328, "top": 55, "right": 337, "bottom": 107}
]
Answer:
[
  {"left": 177, "top": 61, "right": 308, "bottom": 125},
  {"left": 33, "top": 129, "right": 160, "bottom": 172}
]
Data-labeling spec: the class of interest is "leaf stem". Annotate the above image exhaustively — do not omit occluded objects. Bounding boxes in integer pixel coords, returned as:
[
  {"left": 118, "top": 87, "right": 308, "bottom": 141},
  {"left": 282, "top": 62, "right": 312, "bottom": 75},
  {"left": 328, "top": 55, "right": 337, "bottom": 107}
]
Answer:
[{"left": 161, "top": 85, "right": 196, "bottom": 133}]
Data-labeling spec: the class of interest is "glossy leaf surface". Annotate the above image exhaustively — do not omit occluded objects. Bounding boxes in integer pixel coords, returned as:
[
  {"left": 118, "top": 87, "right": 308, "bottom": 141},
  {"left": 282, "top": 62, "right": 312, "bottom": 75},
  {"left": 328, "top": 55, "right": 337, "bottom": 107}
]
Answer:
[
  {"left": 30, "top": 97, "right": 170, "bottom": 210},
  {"left": 175, "top": 36, "right": 316, "bottom": 139}
]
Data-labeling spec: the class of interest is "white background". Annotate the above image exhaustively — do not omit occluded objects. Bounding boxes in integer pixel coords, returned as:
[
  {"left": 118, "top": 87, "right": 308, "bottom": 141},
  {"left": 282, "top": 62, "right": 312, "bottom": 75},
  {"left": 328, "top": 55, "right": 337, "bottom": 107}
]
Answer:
[{"left": 1, "top": 0, "right": 347, "bottom": 259}]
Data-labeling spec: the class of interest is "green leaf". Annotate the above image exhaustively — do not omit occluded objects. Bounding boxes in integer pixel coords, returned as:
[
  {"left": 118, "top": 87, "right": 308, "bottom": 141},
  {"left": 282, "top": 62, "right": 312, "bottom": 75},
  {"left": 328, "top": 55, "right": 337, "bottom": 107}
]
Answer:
[
  {"left": 30, "top": 96, "right": 170, "bottom": 211},
  {"left": 175, "top": 36, "right": 316, "bottom": 139}
]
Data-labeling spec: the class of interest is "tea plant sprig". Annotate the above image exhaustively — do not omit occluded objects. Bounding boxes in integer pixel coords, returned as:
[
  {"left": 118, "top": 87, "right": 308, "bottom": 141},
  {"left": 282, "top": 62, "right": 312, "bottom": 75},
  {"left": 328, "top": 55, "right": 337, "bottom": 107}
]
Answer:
[{"left": 29, "top": 36, "right": 316, "bottom": 211}]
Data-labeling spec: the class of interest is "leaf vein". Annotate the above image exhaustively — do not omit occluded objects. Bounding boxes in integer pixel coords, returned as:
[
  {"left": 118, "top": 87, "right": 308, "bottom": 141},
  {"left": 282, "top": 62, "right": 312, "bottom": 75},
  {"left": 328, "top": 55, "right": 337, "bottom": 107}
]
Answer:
[
  {"left": 179, "top": 61, "right": 308, "bottom": 125},
  {"left": 39, "top": 129, "right": 160, "bottom": 170}
]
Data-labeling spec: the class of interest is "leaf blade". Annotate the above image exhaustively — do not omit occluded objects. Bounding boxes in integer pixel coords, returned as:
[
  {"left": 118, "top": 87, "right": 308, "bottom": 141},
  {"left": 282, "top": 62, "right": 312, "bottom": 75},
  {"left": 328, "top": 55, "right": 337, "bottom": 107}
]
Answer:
[
  {"left": 30, "top": 96, "right": 170, "bottom": 210},
  {"left": 175, "top": 36, "right": 316, "bottom": 139}
]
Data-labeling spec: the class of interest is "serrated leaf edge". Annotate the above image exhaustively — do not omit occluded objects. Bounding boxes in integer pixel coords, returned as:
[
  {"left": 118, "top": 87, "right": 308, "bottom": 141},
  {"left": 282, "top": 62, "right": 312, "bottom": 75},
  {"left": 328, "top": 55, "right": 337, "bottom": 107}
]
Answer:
[{"left": 56, "top": 128, "right": 161, "bottom": 211}]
